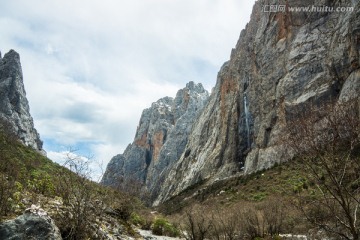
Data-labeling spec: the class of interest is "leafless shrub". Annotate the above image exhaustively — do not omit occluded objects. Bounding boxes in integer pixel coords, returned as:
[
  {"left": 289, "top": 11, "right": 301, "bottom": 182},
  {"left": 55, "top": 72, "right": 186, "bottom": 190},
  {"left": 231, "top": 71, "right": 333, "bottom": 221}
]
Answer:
[
  {"left": 262, "top": 198, "right": 285, "bottom": 236},
  {"left": 209, "top": 206, "right": 241, "bottom": 240},
  {"left": 56, "top": 149, "right": 95, "bottom": 240},
  {"left": 285, "top": 99, "right": 360, "bottom": 240},
  {"left": 241, "top": 206, "right": 265, "bottom": 239},
  {"left": 180, "top": 205, "right": 213, "bottom": 240}
]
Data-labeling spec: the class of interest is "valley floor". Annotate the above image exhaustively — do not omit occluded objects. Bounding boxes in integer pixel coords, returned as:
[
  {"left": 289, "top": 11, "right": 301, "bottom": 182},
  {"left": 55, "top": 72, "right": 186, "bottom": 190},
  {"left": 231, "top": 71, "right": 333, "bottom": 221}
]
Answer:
[{"left": 138, "top": 229, "right": 183, "bottom": 240}]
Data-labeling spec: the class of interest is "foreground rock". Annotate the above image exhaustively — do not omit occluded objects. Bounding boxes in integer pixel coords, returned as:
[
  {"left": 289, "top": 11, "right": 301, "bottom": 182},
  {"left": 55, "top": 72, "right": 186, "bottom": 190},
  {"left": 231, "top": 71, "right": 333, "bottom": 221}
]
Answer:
[
  {"left": 0, "top": 205, "right": 61, "bottom": 240},
  {"left": 0, "top": 49, "right": 43, "bottom": 151},
  {"left": 1, "top": 192, "right": 143, "bottom": 240}
]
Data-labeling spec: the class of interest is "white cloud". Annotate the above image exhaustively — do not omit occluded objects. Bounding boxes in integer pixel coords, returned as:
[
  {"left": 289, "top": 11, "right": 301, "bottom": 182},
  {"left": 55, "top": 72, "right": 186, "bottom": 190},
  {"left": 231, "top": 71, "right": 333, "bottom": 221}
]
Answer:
[{"left": 0, "top": 0, "right": 255, "bottom": 178}]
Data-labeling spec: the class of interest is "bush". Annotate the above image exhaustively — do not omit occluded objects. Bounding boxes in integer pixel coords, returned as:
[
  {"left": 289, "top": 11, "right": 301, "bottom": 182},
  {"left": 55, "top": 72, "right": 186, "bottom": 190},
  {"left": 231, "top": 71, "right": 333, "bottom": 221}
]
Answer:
[
  {"left": 28, "top": 170, "right": 55, "bottom": 196},
  {"left": 130, "top": 213, "right": 145, "bottom": 226},
  {"left": 56, "top": 151, "right": 95, "bottom": 240},
  {"left": 112, "top": 197, "right": 135, "bottom": 221},
  {"left": 181, "top": 206, "right": 213, "bottom": 240},
  {"left": 284, "top": 99, "right": 360, "bottom": 239},
  {"left": 252, "top": 192, "right": 267, "bottom": 201},
  {"left": 0, "top": 174, "right": 16, "bottom": 217},
  {"left": 130, "top": 212, "right": 155, "bottom": 230},
  {"left": 152, "top": 217, "right": 180, "bottom": 237},
  {"left": 177, "top": 200, "right": 291, "bottom": 240}
]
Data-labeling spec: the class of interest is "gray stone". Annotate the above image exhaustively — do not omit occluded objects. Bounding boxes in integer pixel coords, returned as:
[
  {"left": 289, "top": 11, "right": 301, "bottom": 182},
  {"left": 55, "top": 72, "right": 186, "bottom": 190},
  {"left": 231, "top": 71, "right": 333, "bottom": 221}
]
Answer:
[
  {"left": 0, "top": 49, "right": 43, "bottom": 151},
  {"left": 339, "top": 69, "right": 360, "bottom": 102},
  {"left": 0, "top": 206, "right": 62, "bottom": 240},
  {"left": 145, "top": 81, "right": 209, "bottom": 200}
]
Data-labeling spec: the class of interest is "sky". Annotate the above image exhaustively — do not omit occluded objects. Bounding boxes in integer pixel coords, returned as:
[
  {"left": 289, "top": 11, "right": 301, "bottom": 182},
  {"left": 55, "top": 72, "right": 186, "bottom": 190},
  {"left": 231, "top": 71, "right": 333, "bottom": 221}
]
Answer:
[{"left": 0, "top": 0, "right": 255, "bottom": 180}]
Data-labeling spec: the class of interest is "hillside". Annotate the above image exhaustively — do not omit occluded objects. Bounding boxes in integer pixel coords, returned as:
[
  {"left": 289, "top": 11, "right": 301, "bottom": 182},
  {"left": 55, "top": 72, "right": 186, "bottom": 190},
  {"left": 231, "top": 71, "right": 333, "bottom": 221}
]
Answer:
[
  {"left": 0, "top": 125, "right": 152, "bottom": 239},
  {"left": 0, "top": 50, "right": 164, "bottom": 240}
]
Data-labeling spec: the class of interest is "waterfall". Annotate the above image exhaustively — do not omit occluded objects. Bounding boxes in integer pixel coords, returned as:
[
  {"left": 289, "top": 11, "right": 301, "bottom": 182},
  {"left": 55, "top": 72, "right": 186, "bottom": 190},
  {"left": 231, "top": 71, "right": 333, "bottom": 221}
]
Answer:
[{"left": 244, "top": 94, "right": 251, "bottom": 148}]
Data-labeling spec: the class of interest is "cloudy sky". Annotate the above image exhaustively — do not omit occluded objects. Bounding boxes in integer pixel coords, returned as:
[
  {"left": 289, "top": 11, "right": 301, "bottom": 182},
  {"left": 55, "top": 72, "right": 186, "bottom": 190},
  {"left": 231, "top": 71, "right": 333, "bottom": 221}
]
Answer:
[{"left": 0, "top": 0, "right": 255, "bottom": 180}]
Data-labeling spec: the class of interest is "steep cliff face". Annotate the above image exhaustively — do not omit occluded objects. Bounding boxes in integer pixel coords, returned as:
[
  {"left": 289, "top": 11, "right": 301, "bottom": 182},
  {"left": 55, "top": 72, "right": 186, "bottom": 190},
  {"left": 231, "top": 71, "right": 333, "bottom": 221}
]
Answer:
[
  {"left": 101, "top": 82, "right": 209, "bottom": 198},
  {"left": 0, "top": 50, "right": 43, "bottom": 151},
  {"left": 155, "top": 0, "right": 360, "bottom": 204},
  {"left": 102, "top": 96, "right": 175, "bottom": 186}
]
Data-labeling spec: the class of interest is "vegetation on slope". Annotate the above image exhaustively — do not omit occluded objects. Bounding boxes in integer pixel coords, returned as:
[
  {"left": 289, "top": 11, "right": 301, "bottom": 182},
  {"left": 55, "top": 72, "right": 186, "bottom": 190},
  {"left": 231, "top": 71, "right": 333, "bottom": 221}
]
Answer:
[
  {"left": 156, "top": 100, "right": 360, "bottom": 240},
  {"left": 0, "top": 124, "right": 148, "bottom": 239}
]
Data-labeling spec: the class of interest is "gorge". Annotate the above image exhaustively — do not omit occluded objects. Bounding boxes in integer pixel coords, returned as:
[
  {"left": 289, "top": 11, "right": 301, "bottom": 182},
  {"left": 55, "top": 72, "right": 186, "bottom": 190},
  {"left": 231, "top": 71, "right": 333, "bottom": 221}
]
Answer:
[{"left": 102, "top": 0, "right": 360, "bottom": 206}]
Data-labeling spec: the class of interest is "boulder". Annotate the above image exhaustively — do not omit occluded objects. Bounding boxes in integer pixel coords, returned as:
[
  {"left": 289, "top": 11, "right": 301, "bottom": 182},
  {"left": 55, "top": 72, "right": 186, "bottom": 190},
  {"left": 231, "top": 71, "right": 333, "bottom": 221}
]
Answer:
[{"left": 0, "top": 205, "right": 62, "bottom": 240}]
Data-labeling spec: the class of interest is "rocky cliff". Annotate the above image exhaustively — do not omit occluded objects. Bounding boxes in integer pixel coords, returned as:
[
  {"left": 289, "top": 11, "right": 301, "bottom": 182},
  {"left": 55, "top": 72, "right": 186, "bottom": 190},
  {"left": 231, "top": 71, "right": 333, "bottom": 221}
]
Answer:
[
  {"left": 101, "top": 82, "right": 209, "bottom": 200},
  {"left": 0, "top": 49, "right": 43, "bottom": 151},
  {"left": 154, "top": 0, "right": 360, "bottom": 204}
]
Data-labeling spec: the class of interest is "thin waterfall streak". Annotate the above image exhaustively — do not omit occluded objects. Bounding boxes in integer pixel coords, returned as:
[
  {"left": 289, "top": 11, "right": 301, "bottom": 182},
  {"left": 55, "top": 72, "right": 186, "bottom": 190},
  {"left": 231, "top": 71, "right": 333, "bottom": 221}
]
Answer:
[{"left": 244, "top": 95, "right": 251, "bottom": 148}]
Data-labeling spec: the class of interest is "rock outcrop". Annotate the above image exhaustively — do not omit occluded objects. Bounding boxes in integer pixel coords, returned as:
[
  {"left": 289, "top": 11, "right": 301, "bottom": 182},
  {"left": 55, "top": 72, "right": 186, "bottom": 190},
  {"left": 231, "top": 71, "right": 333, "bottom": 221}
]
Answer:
[
  {"left": 0, "top": 205, "right": 62, "bottom": 240},
  {"left": 101, "top": 82, "right": 209, "bottom": 200},
  {"left": 154, "top": 0, "right": 360, "bottom": 203},
  {"left": 0, "top": 49, "right": 43, "bottom": 151}
]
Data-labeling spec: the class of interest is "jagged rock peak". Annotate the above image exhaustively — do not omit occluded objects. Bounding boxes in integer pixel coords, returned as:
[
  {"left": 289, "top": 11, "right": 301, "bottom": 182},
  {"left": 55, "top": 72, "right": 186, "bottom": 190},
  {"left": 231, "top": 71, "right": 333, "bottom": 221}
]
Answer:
[
  {"left": 156, "top": 96, "right": 174, "bottom": 104},
  {"left": 186, "top": 81, "right": 205, "bottom": 91},
  {"left": 151, "top": 96, "right": 173, "bottom": 110},
  {"left": 101, "top": 81, "right": 209, "bottom": 202},
  {"left": 4, "top": 49, "right": 20, "bottom": 59},
  {"left": 0, "top": 49, "right": 43, "bottom": 152}
]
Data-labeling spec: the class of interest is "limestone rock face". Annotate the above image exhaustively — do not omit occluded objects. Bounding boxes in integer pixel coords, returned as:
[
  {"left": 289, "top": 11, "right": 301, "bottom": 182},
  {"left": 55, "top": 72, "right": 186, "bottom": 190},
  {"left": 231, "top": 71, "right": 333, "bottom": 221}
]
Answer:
[
  {"left": 155, "top": 0, "right": 360, "bottom": 203},
  {"left": 0, "top": 49, "right": 43, "bottom": 151},
  {"left": 101, "top": 82, "right": 209, "bottom": 200}
]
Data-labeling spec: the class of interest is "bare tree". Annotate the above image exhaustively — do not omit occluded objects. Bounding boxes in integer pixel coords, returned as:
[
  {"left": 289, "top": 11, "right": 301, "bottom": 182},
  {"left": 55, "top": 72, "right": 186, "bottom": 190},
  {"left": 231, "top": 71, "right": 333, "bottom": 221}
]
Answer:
[
  {"left": 285, "top": 99, "right": 360, "bottom": 240},
  {"left": 181, "top": 205, "right": 213, "bottom": 240},
  {"left": 209, "top": 206, "right": 241, "bottom": 240},
  {"left": 56, "top": 149, "right": 95, "bottom": 240},
  {"left": 241, "top": 207, "right": 265, "bottom": 239},
  {"left": 262, "top": 198, "right": 285, "bottom": 237}
]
